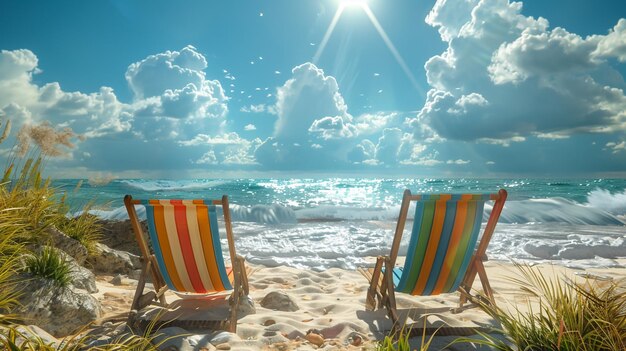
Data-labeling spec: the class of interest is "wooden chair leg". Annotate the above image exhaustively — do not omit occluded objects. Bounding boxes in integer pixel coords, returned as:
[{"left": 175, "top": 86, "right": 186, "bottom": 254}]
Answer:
[
  {"left": 366, "top": 256, "right": 384, "bottom": 311},
  {"left": 476, "top": 260, "right": 495, "bottom": 306},
  {"left": 458, "top": 253, "right": 478, "bottom": 309},
  {"left": 227, "top": 255, "right": 246, "bottom": 333},
  {"left": 228, "top": 291, "right": 239, "bottom": 332},
  {"left": 148, "top": 255, "right": 168, "bottom": 305},
  {"left": 458, "top": 255, "right": 496, "bottom": 310},
  {"left": 383, "top": 257, "right": 400, "bottom": 332},
  {"left": 131, "top": 259, "right": 150, "bottom": 311},
  {"left": 237, "top": 255, "right": 250, "bottom": 296}
]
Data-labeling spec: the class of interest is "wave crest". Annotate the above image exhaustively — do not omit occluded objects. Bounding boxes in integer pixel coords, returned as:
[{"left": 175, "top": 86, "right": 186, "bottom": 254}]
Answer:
[
  {"left": 586, "top": 188, "right": 626, "bottom": 216},
  {"left": 119, "top": 180, "right": 227, "bottom": 192},
  {"left": 88, "top": 195, "right": 625, "bottom": 227},
  {"left": 494, "top": 197, "right": 623, "bottom": 225},
  {"left": 230, "top": 204, "right": 296, "bottom": 224}
]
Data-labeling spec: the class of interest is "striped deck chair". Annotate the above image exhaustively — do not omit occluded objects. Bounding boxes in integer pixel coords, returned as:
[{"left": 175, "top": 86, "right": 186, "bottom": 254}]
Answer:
[
  {"left": 358, "top": 189, "right": 507, "bottom": 333},
  {"left": 124, "top": 195, "right": 251, "bottom": 332}
]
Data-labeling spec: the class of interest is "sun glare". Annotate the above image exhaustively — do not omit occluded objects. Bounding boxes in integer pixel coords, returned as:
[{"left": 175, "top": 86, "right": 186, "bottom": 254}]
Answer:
[
  {"left": 339, "top": 0, "right": 368, "bottom": 9},
  {"left": 315, "top": 0, "right": 422, "bottom": 95}
]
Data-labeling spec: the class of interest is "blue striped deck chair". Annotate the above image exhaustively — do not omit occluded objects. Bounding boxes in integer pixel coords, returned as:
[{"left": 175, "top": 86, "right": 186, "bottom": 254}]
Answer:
[
  {"left": 124, "top": 195, "right": 252, "bottom": 332},
  {"left": 358, "top": 189, "right": 507, "bottom": 332}
]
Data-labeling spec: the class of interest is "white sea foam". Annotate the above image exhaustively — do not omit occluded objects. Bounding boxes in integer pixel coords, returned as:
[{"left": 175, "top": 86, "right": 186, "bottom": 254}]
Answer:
[
  {"left": 230, "top": 204, "right": 297, "bottom": 224},
  {"left": 231, "top": 221, "right": 626, "bottom": 271},
  {"left": 295, "top": 205, "right": 401, "bottom": 221},
  {"left": 87, "top": 196, "right": 626, "bottom": 271},
  {"left": 89, "top": 206, "right": 146, "bottom": 221},
  {"left": 586, "top": 188, "right": 626, "bottom": 216},
  {"left": 487, "top": 223, "right": 626, "bottom": 267}
]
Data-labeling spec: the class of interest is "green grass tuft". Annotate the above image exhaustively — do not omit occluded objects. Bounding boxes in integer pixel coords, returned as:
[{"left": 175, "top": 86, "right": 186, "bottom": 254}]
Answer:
[
  {"left": 377, "top": 320, "right": 437, "bottom": 351},
  {"left": 54, "top": 209, "right": 102, "bottom": 255},
  {"left": 24, "top": 246, "right": 73, "bottom": 288}
]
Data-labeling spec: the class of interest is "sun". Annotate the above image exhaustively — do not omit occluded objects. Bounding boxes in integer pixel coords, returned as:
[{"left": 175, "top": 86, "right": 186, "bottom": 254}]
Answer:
[
  {"left": 315, "top": 0, "right": 421, "bottom": 95},
  {"left": 339, "top": 0, "right": 368, "bottom": 9}
]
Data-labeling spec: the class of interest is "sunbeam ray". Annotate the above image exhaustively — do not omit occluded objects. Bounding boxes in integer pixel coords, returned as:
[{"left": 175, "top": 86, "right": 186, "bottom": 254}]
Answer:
[
  {"left": 362, "top": 6, "right": 424, "bottom": 97},
  {"left": 313, "top": 6, "right": 345, "bottom": 64},
  {"left": 313, "top": 2, "right": 423, "bottom": 97}
]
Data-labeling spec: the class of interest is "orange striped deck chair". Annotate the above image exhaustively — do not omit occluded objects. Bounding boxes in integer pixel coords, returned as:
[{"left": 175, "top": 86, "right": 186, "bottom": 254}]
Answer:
[
  {"left": 358, "top": 189, "right": 507, "bottom": 333},
  {"left": 124, "top": 195, "right": 251, "bottom": 332}
]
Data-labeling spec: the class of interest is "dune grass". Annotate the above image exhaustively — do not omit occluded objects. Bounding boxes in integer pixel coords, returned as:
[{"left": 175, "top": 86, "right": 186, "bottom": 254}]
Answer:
[
  {"left": 456, "top": 263, "right": 626, "bottom": 351},
  {"left": 53, "top": 208, "right": 102, "bottom": 255},
  {"left": 0, "top": 234, "right": 21, "bottom": 325},
  {"left": 0, "top": 119, "right": 102, "bottom": 327},
  {"left": 0, "top": 119, "right": 160, "bottom": 348},
  {"left": 0, "top": 323, "right": 163, "bottom": 351}
]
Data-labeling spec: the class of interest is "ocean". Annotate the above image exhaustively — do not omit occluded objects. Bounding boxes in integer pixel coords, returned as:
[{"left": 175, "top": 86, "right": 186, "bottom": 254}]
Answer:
[{"left": 55, "top": 178, "right": 626, "bottom": 271}]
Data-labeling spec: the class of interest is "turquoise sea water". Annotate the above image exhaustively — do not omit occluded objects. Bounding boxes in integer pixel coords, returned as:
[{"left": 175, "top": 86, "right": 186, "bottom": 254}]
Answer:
[{"left": 55, "top": 178, "right": 626, "bottom": 270}]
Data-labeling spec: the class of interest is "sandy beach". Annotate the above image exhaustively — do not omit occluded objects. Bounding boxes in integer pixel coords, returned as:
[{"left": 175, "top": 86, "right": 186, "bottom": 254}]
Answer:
[{"left": 92, "top": 258, "right": 626, "bottom": 350}]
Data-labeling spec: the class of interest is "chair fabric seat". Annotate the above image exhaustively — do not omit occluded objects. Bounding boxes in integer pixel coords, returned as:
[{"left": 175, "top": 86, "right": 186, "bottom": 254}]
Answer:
[
  {"left": 142, "top": 199, "right": 233, "bottom": 293},
  {"left": 396, "top": 195, "right": 486, "bottom": 296},
  {"left": 124, "top": 194, "right": 251, "bottom": 333},
  {"left": 358, "top": 188, "right": 507, "bottom": 334}
]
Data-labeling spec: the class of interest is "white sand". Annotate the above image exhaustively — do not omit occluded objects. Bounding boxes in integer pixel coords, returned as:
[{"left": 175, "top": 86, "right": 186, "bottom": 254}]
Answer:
[{"left": 94, "top": 259, "right": 626, "bottom": 350}]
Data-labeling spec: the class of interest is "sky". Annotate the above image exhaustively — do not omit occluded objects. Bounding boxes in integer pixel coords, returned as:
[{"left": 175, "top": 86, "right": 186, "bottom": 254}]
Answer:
[{"left": 0, "top": 0, "right": 625, "bottom": 178}]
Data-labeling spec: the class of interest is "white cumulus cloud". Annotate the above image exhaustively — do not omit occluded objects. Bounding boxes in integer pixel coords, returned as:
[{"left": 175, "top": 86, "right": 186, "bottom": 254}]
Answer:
[
  {"left": 0, "top": 49, "right": 131, "bottom": 140},
  {"left": 416, "top": 0, "right": 626, "bottom": 143},
  {"left": 255, "top": 62, "right": 361, "bottom": 169}
]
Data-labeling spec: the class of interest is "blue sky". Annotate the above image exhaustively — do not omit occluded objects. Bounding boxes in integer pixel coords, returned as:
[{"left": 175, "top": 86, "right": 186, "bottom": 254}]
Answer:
[{"left": 0, "top": 0, "right": 625, "bottom": 178}]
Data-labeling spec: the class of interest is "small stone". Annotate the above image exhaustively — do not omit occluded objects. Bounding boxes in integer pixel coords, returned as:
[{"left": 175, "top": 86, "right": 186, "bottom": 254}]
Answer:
[
  {"left": 128, "top": 269, "right": 142, "bottom": 280},
  {"left": 216, "top": 343, "right": 231, "bottom": 350},
  {"left": 210, "top": 331, "right": 240, "bottom": 344},
  {"left": 238, "top": 295, "right": 256, "bottom": 315},
  {"left": 273, "top": 342, "right": 289, "bottom": 351},
  {"left": 263, "top": 319, "right": 276, "bottom": 326},
  {"left": 305, "top": 332, "right": 325, "bottom": 347},
  {"left": 260, "top": 291, "right": 299, "bottom": 311},
  {"left": 111, "top": 274, "right": 124, "bottom": 285}
]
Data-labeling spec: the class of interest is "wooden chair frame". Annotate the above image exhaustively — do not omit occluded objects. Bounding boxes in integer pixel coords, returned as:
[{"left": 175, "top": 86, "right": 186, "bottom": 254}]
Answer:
[
  {"left": 362, "top": 189, "right": 507, "bottom": 332},
  {"left": 124, "top": 195, "right": 250, "bottom": 332}
]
